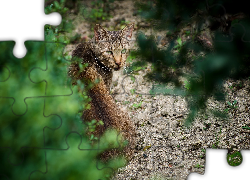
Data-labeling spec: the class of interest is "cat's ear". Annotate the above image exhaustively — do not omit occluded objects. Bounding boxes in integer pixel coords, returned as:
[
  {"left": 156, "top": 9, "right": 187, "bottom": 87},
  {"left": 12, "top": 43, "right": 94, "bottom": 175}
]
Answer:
[
  {"left": 121, "top": 24, "right": 134, "bottom": 39},
  {"left": 94, "top": 24, "right": 107, "bottom": 42}
]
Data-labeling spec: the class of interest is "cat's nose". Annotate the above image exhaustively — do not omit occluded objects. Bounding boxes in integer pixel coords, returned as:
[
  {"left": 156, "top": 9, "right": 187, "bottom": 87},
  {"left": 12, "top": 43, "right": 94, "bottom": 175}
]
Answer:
[
  {"left": 114, "top": 61, "right": 121, "bottom": 70},
  {"left": 115, "top": 61, "right": 121, "bottom": 66}
]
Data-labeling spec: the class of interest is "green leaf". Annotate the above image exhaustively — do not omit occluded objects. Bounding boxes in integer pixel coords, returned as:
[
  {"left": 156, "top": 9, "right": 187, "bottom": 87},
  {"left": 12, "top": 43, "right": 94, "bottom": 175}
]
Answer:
[
  {"left": 98, "top": 120, "right": 104, "bottom": 125},
  {"left": 132, "top": 102, "right": 142, "bottom": 108},
  {"left": 130, "top": 76, "right": 135, "bottom": 83},
  {"left": 227, "top": 101, "right": 232, "bottom": 106},
  {"left": 130, "top": 89, "right": 135, "bottom": 95},
  {"left": 91, "top": 119, "right": 97, "bottom": 124},
  {"left": 90, "top": 134, "right": 94, "bottom": 140},
  {"left": 177, "top": 37, "right": 182, "bottom": 45}
]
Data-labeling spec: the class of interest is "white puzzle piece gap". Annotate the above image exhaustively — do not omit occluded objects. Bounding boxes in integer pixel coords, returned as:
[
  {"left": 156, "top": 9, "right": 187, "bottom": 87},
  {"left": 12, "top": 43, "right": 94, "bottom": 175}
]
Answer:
[
  {"left": 188, "top": 149, "right": 249, "bottom": 180},
  {"left": 0, "top": 0, "right": 61, "bottom": 58}
]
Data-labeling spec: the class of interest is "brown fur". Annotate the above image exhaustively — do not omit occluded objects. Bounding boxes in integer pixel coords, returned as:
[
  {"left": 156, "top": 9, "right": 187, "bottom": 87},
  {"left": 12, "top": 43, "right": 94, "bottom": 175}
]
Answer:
[{"left": 68, "top": 24, "right": 135, "bottom": 160}]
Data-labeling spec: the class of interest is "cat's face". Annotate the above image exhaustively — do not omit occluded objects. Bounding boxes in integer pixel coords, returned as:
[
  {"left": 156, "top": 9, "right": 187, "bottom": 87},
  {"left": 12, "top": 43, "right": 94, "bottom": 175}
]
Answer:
[{"left": 93, "top": 24, "right": 134, "bottom": 71}]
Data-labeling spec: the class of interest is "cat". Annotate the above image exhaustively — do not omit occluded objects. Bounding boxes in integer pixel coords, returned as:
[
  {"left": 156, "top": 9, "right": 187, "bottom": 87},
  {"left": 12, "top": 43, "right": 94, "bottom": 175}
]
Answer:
[{"left": 68, "top": 24, "right": 135, "bottom": 160}]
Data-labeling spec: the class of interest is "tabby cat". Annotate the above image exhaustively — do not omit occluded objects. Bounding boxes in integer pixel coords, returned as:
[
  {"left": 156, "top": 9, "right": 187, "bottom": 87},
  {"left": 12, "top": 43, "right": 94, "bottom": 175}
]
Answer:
[{"left": 68, "top": 24, "right": 135, "bottom": 159}]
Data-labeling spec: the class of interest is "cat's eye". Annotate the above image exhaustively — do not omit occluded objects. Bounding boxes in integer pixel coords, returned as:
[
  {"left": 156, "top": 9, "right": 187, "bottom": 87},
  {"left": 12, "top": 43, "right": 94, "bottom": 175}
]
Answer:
[
  {"left": 121, "top": 49, "right": 126, "bottom": 54},
  {"left": 106, "top": 51, "right": 112, "bottom": 55}
]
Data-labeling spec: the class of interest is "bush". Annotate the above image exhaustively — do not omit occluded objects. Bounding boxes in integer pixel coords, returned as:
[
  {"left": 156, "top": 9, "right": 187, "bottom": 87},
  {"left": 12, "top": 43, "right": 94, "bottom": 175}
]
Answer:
[
  {"left": 0, "top": 21, "right": 125, "bottom": 180},
  {"left": 133, "top": 0, "right": 250, "bottom": 126}
]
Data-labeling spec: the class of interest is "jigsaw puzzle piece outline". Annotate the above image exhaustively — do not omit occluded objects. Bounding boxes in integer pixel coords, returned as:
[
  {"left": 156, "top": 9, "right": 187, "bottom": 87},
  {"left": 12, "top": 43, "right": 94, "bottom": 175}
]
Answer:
[
  {"left": 0, "top": 41, "right": 75, "bottom": 116},
  {"left": 0, "top": 97, "right": 62, "bottom": 159},
  {"left": 0, "top": 0, "right": 61, "bottom": 58},
  {"left": 188, "top": 149, "right": 249, "bottom": 179},
  {"left": 0, "top": 34, "right": 76, "bottom": 180},
  {"left": 29, "top": 131, "right": 122, "bottom": 180},
  {"left": 0, "top": 41, "right": 48, "bottom": 115},
  {"left": 29, "top": 41, "right": 74, "bottom": 97},
  {"left": 0, "top": 97, "right": 60, "bottom": 179}
]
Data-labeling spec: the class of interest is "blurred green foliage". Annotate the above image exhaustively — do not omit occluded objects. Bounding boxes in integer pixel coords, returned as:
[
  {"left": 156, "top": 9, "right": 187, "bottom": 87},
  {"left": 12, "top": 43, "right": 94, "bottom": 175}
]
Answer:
[
  {"left": 133, "top": 0, "right": 250, "bottom": 126},
  {"left": 45, "top": 0, "right": 71, "bottom": 33},
  {"left": 0, "top": 2, "right": 127, "bottom": 179},
  {"left": 44, "top": 0, "right": 84, "bottom": 44},
  {"left": 44, "top": 0, "right": 118, "bottom": 43},
  {"left": 0, "top": 40, "right": 125, "bottom": 179},
  {"left": 80, "top": 0, "right": 115, "bottom": 23}
]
